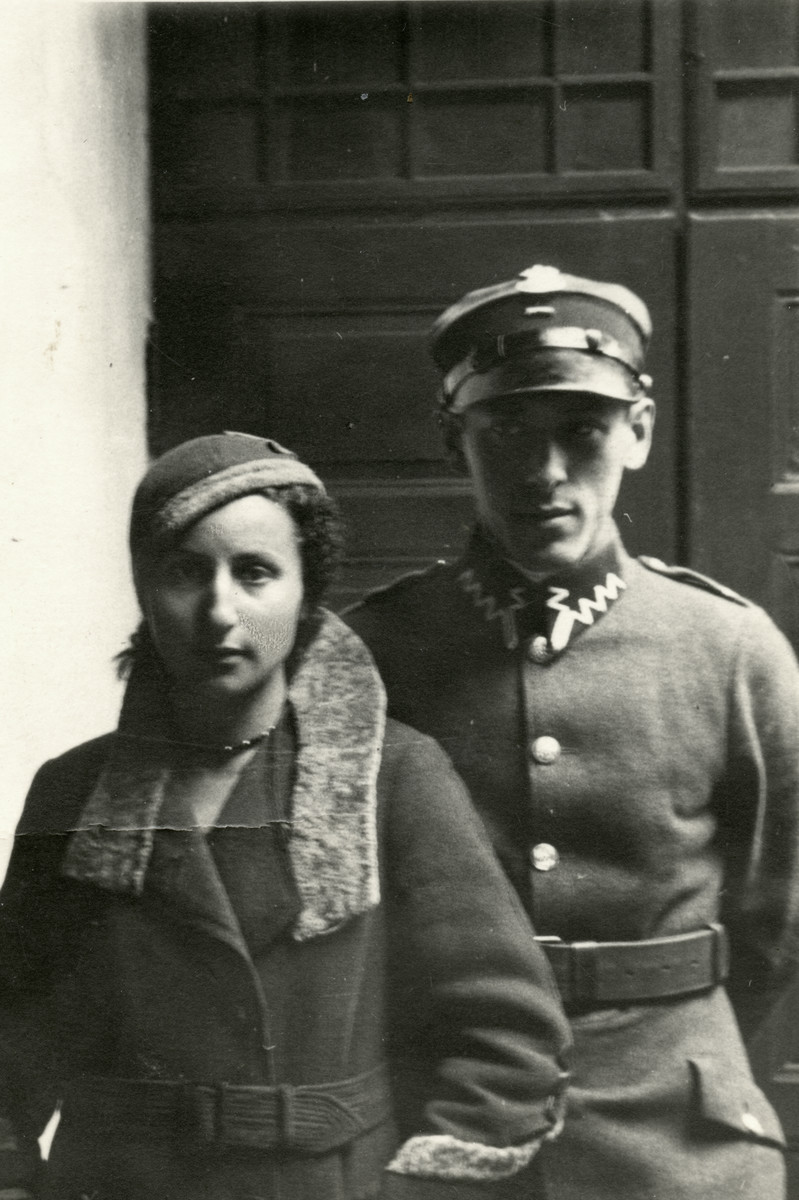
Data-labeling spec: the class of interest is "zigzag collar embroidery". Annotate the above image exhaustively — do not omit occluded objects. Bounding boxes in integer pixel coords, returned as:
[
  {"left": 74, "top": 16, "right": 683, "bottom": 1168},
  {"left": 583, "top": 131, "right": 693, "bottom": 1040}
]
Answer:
[
  {"left": 457, "top": 529, "right": 627, "bottom": 653},
  {"left": 457, "top": 569, "right": 530, "bottom": 649},
  {"left": 546, "top": 573, "right": 625, "bottom": 651}
]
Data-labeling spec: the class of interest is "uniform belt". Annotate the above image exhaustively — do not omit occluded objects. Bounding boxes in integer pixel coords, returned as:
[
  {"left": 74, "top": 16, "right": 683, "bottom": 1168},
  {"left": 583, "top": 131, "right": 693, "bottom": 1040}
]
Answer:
[
  {"left": 61, "top": 1061, "right": 392, "bottom": 1155},
  {"left": 537, "top": 924, "right": 729, "bottom": 1007}
]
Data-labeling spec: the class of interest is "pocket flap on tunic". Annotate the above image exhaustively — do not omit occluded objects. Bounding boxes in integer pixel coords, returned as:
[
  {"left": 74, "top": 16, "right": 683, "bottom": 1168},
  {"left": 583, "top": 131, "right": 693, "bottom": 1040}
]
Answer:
[{"left": 689, "top": 1055, "right": 786, "bottom": 1148}]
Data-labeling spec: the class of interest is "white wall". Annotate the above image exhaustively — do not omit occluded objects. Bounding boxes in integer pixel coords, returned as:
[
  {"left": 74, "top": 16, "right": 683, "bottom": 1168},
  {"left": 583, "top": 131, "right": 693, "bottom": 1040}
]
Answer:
[{"left": 0, "top": 2, "right": 150, "bottom": 868}]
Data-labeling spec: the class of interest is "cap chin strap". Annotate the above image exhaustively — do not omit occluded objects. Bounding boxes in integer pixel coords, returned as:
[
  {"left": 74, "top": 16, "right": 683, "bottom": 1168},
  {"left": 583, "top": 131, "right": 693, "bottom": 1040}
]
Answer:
[
  {"left": 441, "top": 326, "right": 651, "bottom": 413},
  {"left": 445, "top": 362, "right": 651, "bottom": 416}
]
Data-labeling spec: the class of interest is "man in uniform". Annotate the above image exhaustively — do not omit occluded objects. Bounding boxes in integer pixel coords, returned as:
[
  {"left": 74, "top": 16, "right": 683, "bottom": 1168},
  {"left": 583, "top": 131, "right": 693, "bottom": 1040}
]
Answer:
[{"left": 346, "top": 265, "right": 799, "bottom": 1199}]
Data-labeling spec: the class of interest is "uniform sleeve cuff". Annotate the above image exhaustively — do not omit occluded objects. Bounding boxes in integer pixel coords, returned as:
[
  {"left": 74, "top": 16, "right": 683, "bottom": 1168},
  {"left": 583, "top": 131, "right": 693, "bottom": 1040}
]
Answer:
[{"left": 386, "top": 1129, "right": 553, "bottom": 1182}]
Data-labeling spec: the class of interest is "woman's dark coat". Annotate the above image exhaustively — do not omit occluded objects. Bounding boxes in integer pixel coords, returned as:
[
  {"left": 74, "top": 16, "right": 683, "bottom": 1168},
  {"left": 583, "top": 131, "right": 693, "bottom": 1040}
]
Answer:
[{"left": 0, "top": 613, "right": 570, "bottom": 1200}]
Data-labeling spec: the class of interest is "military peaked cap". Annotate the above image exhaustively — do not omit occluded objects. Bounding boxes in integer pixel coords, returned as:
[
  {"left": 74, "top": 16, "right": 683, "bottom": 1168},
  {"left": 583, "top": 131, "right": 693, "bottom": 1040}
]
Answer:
[{"left": 431, "top": 264, "right": 653, "bottom": 413}]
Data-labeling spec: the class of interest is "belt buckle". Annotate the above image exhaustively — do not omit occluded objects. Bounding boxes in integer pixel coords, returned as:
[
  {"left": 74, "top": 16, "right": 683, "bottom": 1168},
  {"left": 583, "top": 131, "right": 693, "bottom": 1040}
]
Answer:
[
  {"left": 183, "top": 1082, "right": 238, "bottom": 1149},
  {"left": 182, "top": 1082, "right": 297, "bottom": 1152},
  {"left": 567, "top": 941, "right": 599, "bottom": 1005},
  {"left": 706, "top": 921, "right": 730, "bottom": 983},
  {"left": 212, "top": 1082, "right": 274, "bottom": 1150},
  {"left": 536, "top": 936, "right": 599, "bottom": 1005},
  {"left": 276, "top": 1083, "right": 297, "bottom": 1150},
  {"left": 178, "top": 1082, "right": 219, "bottom": 1146}
]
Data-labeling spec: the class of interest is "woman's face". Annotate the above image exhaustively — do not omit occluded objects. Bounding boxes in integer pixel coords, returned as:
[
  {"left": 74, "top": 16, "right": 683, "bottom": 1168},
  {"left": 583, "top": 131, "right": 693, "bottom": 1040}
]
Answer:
[{"left": 142, "top": 493, "right": 305, "bottom": 702}]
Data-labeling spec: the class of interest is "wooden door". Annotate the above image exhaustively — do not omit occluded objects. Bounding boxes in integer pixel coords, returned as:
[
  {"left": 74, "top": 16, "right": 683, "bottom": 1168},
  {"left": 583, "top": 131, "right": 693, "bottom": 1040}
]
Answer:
[
  {"left": 688, "top": 209, "right": 799, "bottom": 1200},
  {"left": 686, "top": 2, "right": 799, "bottom": 1186}
]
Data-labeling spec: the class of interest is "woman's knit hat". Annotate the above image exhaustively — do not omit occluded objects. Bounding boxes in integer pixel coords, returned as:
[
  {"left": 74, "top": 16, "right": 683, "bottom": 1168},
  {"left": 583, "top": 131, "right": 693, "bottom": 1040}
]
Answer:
[{"left": 129, "top": 431, "right": 326, "bottom": 562}]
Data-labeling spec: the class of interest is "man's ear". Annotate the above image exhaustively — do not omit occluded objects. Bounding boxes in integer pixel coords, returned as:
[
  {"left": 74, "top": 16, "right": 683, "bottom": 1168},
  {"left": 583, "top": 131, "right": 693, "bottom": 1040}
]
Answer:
[{"left": 624, "top": 398, "right": 655, "bottom": 472}]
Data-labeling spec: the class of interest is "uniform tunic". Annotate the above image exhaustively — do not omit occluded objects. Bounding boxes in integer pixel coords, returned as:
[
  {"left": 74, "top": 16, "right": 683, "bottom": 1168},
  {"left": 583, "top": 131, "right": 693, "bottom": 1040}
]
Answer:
[
  {"left": 346, "top": 526, "right": 799, "bottom": 1199},
  {"left": 0, "top": 612, "right": 571, "bottom": 1200}
]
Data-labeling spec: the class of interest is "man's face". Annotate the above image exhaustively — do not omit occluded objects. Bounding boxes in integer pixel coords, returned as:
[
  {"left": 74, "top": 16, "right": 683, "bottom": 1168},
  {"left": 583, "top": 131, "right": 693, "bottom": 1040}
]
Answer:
[{"left": 460, "top": 391, "right": 654, "bottom": 576}]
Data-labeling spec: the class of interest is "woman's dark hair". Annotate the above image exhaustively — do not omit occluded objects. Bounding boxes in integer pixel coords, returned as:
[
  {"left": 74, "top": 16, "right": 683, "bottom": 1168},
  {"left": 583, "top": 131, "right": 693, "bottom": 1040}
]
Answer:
[
  {"left": 117, "top": 484, "right": 344, "bottom": 679},
  {"left": 260, "top": 483, "right": 345, "bottom": 611}
]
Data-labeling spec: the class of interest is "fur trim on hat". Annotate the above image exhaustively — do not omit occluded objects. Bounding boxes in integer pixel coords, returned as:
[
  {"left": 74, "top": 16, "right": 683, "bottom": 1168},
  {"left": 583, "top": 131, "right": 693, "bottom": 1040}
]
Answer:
[
  {"left": 152, "top": 458, "right": 325, "bottom": 544},
  {"left": 62, "top": 612, "right": 386, "bottom": 939},
  {"left": 387, "top": 1132, "right": 546, "bottom": 1182}
]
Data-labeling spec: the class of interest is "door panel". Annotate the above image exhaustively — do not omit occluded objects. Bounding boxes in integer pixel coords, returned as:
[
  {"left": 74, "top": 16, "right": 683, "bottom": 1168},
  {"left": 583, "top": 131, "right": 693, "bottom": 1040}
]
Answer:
[
  {"left": 688, "top": 214, "right": 799, "bottom": 618},
  {"left": 686, "top": 0, "right": 799, "bottom": 198}
]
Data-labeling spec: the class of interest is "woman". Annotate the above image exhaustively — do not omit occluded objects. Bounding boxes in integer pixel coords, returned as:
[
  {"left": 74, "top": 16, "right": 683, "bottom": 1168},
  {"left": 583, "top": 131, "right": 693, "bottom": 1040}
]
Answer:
[{"left": 0, "top": 432, "right": 570, "bottom": 1200}]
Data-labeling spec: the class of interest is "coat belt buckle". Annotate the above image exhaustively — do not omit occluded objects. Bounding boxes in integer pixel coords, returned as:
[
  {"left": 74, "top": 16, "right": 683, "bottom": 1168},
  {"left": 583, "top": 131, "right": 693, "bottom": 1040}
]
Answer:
[
  {"left": 212, "top": 1081, "right": 236, "bottom": 1148},
  {"left": 275, "top": 1083, "right": 299, "bottom": 1150},
  {"left": 181, "top": 1081, "right": 304, "bottom": 1151},
  {"left": 213, "top": 1082, "right": 280, "bottom": 1151},
  {"left": 179, "top": 1081, "right": 248, "bottom": 1149},
  {"left": 178, "top": 1082, "right": 220, "bottom": 1145}
]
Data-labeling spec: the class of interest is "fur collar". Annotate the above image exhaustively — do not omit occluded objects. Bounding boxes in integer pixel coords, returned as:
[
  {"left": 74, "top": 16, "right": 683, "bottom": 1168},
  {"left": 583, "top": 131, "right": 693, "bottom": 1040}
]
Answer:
[{"left": 61, "top": 611, "right": 386, "bottom": 941}]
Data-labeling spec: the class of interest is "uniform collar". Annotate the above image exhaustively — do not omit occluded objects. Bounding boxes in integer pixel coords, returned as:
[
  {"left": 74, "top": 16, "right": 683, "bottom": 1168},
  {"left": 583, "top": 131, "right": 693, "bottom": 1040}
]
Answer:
[{"left": 457, "top": 524, "right": 628, "bottom": 653}]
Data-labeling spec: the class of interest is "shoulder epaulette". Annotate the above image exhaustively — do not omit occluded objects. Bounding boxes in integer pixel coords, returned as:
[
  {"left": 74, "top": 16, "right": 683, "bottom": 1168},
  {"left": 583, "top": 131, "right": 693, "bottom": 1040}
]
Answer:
[{"left": 638, "top": 556, "right": 751, "bottom": 607}]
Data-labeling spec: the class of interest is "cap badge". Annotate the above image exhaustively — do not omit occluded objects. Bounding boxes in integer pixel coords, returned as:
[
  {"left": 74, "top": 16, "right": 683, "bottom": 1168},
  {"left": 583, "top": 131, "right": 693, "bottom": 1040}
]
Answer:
[{"left": 516, "top": 265, "right": 563, "bottom": 294}]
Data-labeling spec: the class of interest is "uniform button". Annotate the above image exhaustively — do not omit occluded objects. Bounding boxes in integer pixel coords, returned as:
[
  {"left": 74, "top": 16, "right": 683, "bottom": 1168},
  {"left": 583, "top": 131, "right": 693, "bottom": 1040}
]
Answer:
[
  {"left": 528, "top": 636, "right": 552, "bottom": 665},
  {"left": 531, "top": 735, "right": 561, "bottom": 764},
  {"left": 741, "top": 1110, "right": 764, "bottom": 1137},
  {"left": 530, "top": 843, "right": 560, "bottom": 872}
]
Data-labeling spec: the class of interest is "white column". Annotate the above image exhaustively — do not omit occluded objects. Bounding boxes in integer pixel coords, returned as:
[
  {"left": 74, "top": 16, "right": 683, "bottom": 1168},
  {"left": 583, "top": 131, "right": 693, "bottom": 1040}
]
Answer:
[{"left": 0, "top": 2, "right": 150, "bottom": 868}]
